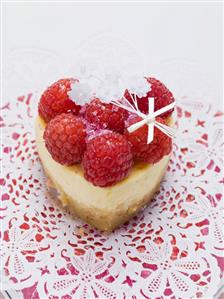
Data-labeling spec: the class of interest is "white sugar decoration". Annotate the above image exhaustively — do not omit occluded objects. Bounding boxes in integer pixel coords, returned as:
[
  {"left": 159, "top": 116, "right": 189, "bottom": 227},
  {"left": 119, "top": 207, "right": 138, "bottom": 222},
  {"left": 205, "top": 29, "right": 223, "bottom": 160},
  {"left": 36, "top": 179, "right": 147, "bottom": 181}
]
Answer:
[
  {"left": 124, "top": 75, "right": 150, "bottom": 98},
  {"left": 111, "top": 95, "right": 176, "bottom": 144},
  {"left": 68, "top": 70, "right": 150, "bottom": 105},
  {"left": 68, "top": 34, "right": 150, "bottom": 104},
  {"left": 68, "top": 82, "right": 93, "bottom": 105}
]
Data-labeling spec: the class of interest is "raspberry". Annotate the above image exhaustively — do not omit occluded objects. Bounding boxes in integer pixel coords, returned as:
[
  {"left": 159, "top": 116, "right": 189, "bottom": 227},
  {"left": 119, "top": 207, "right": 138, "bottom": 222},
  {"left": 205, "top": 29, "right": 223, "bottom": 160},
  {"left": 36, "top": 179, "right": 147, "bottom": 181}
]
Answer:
[
  {"left": 83, "top": 132, "right": 133, "bottom": 187},
  {"left": 124, "top": 115, "right": 172, "bottom": 163},
  {"left": 83, "top": 98, "right": 128, "bottom": 133},
  {"left": 125, "top": 77, "right": 175, "bottom": 118},
  {"left": 44, "top": 113, "right": 86, "bottom": 165},
  {"left": 38, "top": 78, "right": 81, "bottom": 123}
]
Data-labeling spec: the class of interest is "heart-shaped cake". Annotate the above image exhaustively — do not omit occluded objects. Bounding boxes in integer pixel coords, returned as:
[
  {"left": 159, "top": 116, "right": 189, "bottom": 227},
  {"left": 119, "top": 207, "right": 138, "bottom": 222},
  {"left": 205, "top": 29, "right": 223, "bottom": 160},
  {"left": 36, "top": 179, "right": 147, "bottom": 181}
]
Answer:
[{"left": 35, "top": 77, "right": 175, "bottom": 232}]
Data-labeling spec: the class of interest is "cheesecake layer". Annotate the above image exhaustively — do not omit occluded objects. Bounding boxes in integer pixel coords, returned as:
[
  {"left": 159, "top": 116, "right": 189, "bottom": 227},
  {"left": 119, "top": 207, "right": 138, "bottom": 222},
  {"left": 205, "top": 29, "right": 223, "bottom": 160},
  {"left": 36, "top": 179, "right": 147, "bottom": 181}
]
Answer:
[{"left": 35, "top": 116, "right": 170, "bottom": 232}]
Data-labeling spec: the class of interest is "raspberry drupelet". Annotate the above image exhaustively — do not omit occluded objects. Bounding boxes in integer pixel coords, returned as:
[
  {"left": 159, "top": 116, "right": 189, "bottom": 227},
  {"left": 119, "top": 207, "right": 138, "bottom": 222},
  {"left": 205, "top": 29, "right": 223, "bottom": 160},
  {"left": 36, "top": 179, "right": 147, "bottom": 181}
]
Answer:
[
  {"left": 44, "top": 113, "right": 87, "bottom": 165},
  {"left": 83, "top": 132, "right": 133, "bottom": 187},
  {"left": 124, "top": 115, "right": 172, "bottom": 164},
  {"left": 83, "top": 98, "right": 128, "bottom": 133},
  {"left": 38, "top": 78, "right": 81, "bottom": 123}
]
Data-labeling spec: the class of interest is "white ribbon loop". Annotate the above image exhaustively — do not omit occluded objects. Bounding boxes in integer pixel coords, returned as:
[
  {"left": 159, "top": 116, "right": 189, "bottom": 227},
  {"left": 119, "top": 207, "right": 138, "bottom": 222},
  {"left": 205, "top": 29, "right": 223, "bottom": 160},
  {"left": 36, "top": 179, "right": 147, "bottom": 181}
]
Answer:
[
  {"left": 147, "top": 98, "right": 155, "bottom": 144},
  {"left": 112, "top": 93, "right": 176, "bottom": 144}
]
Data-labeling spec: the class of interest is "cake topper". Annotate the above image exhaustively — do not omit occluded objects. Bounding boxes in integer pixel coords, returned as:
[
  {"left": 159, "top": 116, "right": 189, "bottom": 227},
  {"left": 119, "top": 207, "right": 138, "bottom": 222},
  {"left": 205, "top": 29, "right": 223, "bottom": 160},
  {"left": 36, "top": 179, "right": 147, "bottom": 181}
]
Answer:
[
  {"left": 111, "top": 95, "right": 176, "bottom": 144},
  {"left": 68, "top": 34, "right": 176, "bottom": 144}
]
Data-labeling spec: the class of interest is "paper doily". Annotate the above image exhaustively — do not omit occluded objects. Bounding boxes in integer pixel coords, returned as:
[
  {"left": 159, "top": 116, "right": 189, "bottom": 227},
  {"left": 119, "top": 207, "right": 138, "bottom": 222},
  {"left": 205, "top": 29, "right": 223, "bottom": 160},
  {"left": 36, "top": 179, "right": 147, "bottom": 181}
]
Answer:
[{"left": 1, "top": 91, "right": 223, "bottom": 299}]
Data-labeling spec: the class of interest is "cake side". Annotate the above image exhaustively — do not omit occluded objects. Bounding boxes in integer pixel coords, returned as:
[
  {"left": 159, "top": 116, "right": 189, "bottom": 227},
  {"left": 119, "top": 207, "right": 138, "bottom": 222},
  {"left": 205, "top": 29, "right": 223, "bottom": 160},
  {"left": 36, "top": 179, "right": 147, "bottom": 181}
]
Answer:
[
  {"left": 36, "top": 116, "right": 170, "bottom": 231},
  {"left": 42, "top": 159, "right": 168, "bottom": 232}
]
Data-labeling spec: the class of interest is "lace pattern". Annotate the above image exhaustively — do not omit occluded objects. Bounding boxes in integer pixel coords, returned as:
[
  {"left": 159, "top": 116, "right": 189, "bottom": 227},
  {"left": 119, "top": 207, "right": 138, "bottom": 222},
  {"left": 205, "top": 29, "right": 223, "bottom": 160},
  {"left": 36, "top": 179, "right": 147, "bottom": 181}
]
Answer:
[{"left": 1, "top": 46, "right": 223, "bottom": 298}]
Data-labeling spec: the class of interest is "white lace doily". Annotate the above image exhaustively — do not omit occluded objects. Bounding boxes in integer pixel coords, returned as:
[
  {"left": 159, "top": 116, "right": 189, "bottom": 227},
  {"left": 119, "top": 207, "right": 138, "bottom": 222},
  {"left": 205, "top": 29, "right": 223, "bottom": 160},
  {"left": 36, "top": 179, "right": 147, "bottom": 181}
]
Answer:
[
  {"left": 1, "top": 43, "right": 223, "bottom": 298},
  {"left": 1, "top": 90, "right": 223, "bottom": 298}
]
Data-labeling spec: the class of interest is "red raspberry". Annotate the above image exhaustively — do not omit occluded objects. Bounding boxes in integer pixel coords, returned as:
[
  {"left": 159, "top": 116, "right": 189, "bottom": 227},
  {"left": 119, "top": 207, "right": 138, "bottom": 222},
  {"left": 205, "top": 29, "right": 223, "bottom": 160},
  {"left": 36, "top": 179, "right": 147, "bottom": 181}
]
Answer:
[
  {"left": 83, "top": 98, "right": 128, "bottom": 133},
  {"left": 83, "top": 132, "right": 133, "bottom": 187},
  {"left": 124, "top": 115, "right": 172, "bottom": 163},
  {"left": 124, "top": 77, "right": 175, "bottom": 118},
  {"left": 44, "top": 113, "right": 86, "bottom": 165},
  {"left": 38, "top": 78, "right": 81, "bottom": 123}
]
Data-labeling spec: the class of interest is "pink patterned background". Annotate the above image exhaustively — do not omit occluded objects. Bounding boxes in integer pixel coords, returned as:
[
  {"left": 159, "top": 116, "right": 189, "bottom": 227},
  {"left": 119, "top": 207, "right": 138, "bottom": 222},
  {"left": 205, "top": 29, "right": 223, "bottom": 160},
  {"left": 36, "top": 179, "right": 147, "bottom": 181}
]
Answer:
[
  {"left": 2, "top": 2, "right": 223, "bottom": 297},
  {"left": 1, "top": 91, "right": 223, "bottom": 298}
]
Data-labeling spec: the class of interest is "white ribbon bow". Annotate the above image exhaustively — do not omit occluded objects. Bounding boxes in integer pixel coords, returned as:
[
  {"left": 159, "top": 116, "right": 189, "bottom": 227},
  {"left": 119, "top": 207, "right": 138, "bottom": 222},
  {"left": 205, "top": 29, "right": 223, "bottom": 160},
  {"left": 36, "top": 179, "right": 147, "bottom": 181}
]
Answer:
[{"left": 112, "top": 94, "right": 176, "bottom": 144}]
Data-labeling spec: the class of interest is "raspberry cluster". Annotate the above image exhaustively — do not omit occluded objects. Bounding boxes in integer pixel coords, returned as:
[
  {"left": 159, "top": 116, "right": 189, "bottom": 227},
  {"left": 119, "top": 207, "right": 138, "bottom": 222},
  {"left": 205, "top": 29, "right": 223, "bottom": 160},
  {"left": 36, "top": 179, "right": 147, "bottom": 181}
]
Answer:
[{"left": 39, "top": 77, "right": 174, "bottom": 187}]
